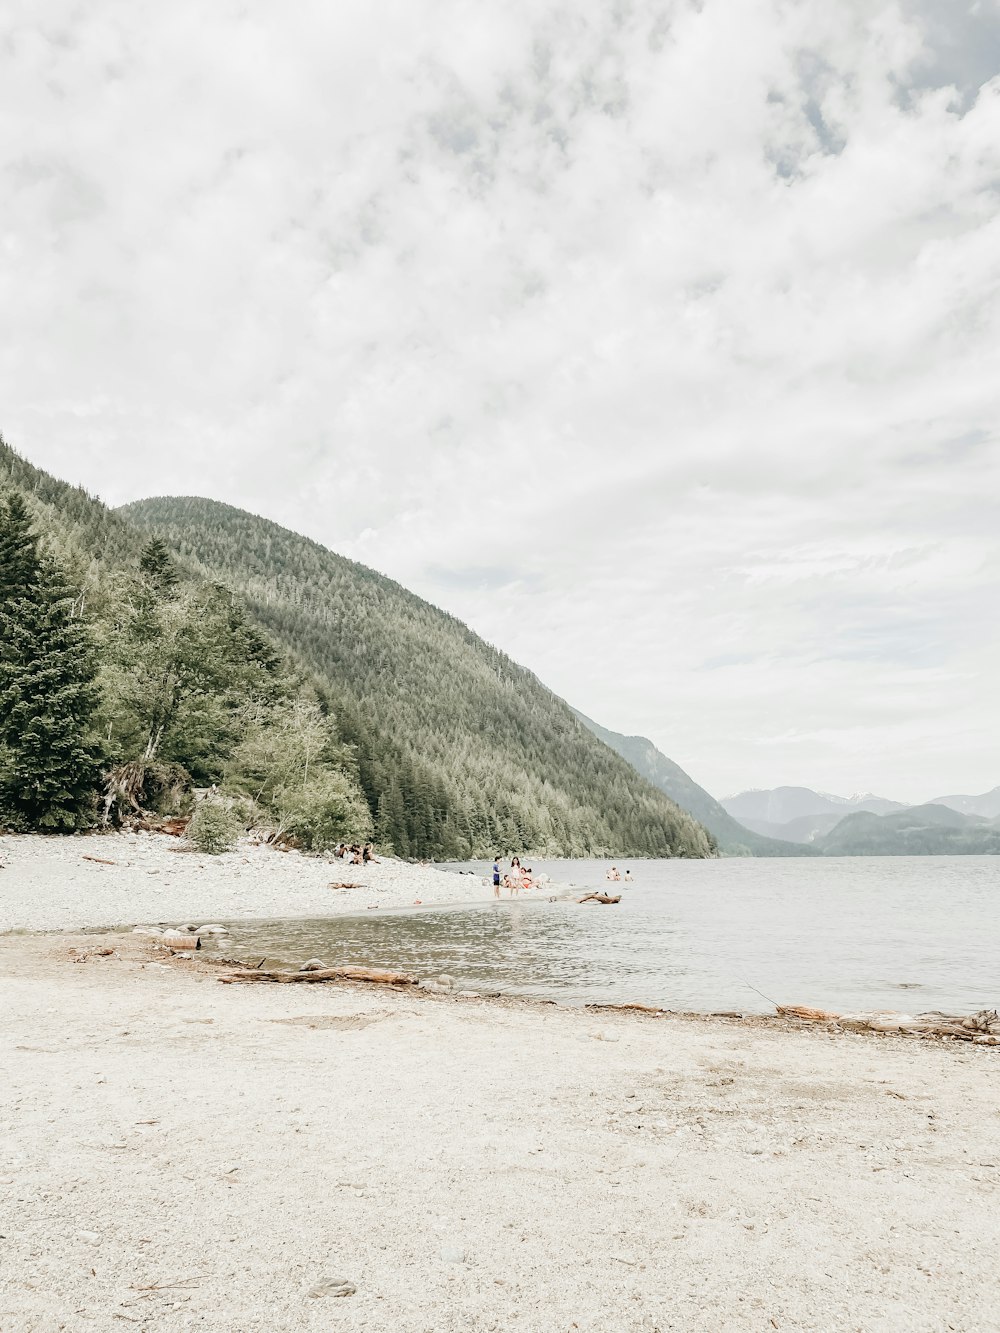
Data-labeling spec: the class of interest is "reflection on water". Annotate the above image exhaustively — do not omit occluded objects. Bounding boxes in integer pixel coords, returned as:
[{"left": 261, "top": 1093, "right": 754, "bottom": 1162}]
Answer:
[{"left": 220, "top": 855, "right": 1000, "bottom": 1014}]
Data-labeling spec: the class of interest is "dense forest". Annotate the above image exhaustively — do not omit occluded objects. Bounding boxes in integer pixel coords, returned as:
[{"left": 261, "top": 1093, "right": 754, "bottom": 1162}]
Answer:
[{"left": 0, "top": 440, "right": 715, "bottom": 858}]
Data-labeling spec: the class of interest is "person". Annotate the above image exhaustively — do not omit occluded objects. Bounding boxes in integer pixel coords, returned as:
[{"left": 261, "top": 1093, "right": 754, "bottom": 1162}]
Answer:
[
  {"left": 606, "top": 866, "right": 621, "bottom": 881},
  {"left": 362, "top": 844, "right": 380, "bottom": 864},
  {"left": 624, "top": 869, "right": 633, "bottom": 882},
  {"left": 492, "top": 857, "right": 502, "bottom": 898}
]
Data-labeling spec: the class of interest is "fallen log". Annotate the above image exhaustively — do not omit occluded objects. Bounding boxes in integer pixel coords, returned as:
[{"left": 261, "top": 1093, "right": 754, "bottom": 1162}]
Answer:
[
  {"left": 578, "top": 893, "right": 622, "bottom": 905},
  {"left": 218, "top": 965, "right": 418, "bottom": 987},
  {"left": 776, "top": 1005, "right": 838, "bottom": 1023},
  {"left": 776, "top": 1004, "right": 1000, "bottom": 1042},
  {"left": 82, "top": 854, "right": 117, "bottom": 866}
]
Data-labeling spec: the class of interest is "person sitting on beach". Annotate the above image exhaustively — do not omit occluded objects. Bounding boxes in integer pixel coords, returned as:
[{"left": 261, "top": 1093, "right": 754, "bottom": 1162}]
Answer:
[{"left": 362, "top": 844, "right": 379, "bottom": 864}]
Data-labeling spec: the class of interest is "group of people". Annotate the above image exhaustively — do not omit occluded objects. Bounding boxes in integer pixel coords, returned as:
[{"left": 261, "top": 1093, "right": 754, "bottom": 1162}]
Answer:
[
  {"left": 605, "top": 866, "right": 633, "bottom": 882},
  {"left": 333, "top": 842, "right": 380, "bottom": 865},
  {"left": 491, "top": 855, "right": 538, "bottom": 897}
]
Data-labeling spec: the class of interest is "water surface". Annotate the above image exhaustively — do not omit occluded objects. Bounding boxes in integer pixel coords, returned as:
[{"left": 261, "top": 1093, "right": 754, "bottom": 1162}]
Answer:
[{"left": 219, "top": 856, "right": 1000, "bottom": 1014}]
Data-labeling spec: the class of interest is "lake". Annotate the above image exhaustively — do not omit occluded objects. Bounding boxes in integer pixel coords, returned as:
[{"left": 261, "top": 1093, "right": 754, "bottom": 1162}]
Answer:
[{"left": 218, "top": 856, "right": 1000, "bottom": 1014}]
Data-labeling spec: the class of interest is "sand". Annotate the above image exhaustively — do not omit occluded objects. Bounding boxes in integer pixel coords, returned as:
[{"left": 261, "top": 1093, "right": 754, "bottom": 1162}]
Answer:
[
  {"left": 2, "top": 837, "right": 999, "bottom": 1332},
  {"left": 0, "top": 832, "right": 494, "bottom": 934}
]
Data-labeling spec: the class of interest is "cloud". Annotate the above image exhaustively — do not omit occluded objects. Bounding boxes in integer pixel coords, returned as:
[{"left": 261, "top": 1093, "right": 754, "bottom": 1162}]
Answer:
[{"left": 1, "top": 0, "right": 999, "bottom": 800}]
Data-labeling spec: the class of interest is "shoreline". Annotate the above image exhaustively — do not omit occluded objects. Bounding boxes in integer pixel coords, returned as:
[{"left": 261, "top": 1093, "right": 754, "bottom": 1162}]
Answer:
[
  {"left": 0, "top": 830, "right": 501, "bottom": 934},
  {"left": 3, "top": 930, "right": 999, "bottom": 1332}
]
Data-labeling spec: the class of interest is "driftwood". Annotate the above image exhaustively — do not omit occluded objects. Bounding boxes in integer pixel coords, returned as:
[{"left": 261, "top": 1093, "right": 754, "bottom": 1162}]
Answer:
[
  {"left": 82, "top": 854, "right": 117, "bottom": 866},
  {"left": 777, "top": 1004, "right": 1000, "bottom": 1042},
  {"left": 578, "top": 893, "right": 622, "bottom": 905},
  {"left": 219, "top": 965, "right": 418, "bottom": 987}
]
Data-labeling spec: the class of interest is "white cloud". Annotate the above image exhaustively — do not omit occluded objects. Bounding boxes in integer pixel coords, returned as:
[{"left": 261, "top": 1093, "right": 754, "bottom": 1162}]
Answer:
[{"left": 2, "top": 0, "right": 999, "bottom": 801}]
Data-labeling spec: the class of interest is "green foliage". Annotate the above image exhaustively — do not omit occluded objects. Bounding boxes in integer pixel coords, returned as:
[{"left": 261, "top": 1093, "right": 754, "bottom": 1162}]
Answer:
[
  {"left": 0, "top": 493, "right": 103, "bottom": 830},
  {"left": 226, "top": 696, "right": 372, "bottom": 846},
  {"left": 138, "top": 538, "right": 179, "bottom": 592},
  {"left": 187, "top": 798, "right": 239, "bottom": 855}
]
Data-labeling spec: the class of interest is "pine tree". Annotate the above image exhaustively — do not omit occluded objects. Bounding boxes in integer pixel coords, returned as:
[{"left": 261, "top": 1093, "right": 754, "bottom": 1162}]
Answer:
[
  {"left": 0, "top": 492, "right": 38, "bottom": 601},
  {"left": 0, "top": 496, "right": 103, "bottom": 830},
  {"left": 138, "top": 537, "right": 179, "bottom": 593}
]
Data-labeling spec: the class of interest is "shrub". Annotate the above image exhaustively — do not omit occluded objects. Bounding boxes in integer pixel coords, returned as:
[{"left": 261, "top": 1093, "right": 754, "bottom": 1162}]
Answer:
[
  {"left": 187, "top": 798, "right": 239, "bottom": 855},
  {"left": 275, "top": 771, "right": 373, "bottom": 852}
]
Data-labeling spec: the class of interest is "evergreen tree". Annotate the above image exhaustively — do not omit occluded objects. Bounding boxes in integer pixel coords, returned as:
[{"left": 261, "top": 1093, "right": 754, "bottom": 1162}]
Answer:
[
  {"left": 0, "top": 496, "right": 103, "bottom": 830},
  {"left": 0, "top": 492, "right": 38, "bottom": 601},
  {"left": 138, "top": 537, "right": 179, "bottom": 593}
]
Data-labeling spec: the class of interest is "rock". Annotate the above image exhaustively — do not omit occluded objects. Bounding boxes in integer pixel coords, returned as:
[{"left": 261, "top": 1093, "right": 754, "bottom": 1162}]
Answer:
[
  {"left": 76, "top": 1230, "right": 101, "bottom": 1245},
  {"left": 436, "top": 974, "right": 455, "bottom": 989},
  {"left": 299, "top": 959, "right": 329, "bottom": 972},
  {"left": 457, "top": 990, "right": 480, "bottom": 999},
  {"left": 198, "top": 924, "right": 228, "bottom": 935},
  {"left": 439, "top": 1245, "right": 466, "bottom": 1264},
  {"left": 307, "top": 1277, "right": 356, "bottom": 1299}
]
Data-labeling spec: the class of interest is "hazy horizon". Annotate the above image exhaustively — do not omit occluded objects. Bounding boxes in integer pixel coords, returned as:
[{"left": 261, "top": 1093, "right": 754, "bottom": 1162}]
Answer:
[{"left": 2, "top": 0, "right": 999, "bottom": 802}]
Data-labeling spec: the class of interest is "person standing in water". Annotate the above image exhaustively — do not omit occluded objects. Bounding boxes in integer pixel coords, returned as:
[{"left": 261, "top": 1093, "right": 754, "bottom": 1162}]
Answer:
[{"left": 492, "top": 857, "right": 502, "bottom": 898}]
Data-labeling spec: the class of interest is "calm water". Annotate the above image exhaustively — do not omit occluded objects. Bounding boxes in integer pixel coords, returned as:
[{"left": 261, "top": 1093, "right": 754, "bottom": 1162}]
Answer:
[{"left": 218, "top": 857, "right": 1000, "bottom": 1014}]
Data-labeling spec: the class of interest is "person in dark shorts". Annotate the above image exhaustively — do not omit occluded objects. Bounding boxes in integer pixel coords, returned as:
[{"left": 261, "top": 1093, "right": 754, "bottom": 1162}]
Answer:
[{"left": 492, "top": 857, "right": 502, "bottom": 898}]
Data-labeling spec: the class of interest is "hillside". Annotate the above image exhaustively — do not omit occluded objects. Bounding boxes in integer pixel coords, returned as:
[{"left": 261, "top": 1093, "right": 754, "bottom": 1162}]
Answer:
[
  {"left": 814, "top": 804, "right": 1000, "bottom": 856},
  {"left": 117, "top": 495, "right": 715, "bottom": 860},
  {"left": 573, "top": 713, "right": 817, "bottom": 856}
]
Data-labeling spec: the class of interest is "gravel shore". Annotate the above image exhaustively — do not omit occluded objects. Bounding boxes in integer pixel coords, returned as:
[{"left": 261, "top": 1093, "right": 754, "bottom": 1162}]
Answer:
[
  {"left": 2, "top": 933, "right": 999, "bottom": 1332},
  {"left": 0, "top": 832, "right": 489, "bottom": 933}
]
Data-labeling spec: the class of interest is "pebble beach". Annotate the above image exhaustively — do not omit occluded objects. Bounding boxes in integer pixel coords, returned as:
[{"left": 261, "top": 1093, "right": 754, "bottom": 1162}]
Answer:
[
  {"left": 0, "top": 832, "right": 487, "bottom": 934},
  {"left": 2, "top": 833, "right": 999, "bottom": 1331}
]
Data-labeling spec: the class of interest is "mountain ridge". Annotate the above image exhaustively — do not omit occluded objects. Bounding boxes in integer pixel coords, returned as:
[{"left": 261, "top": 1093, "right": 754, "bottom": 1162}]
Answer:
[
  {"left": 117, "top": 492, "right": 716, "bottom": 859},
  {"left": 573, "top": 713, "right": 818, "bottom": 856}
]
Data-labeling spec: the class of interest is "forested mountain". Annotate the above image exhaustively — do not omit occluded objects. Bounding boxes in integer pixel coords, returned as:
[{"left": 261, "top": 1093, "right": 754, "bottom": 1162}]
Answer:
[
  {"left": 573, "top": 712, "right": 817, "bottom": 856},
  {"left": 814, "top": 804, "right": 1000, "bottom": 856},
  {"left": 119, "top": 495, "right": 715, "bottom": 859}
]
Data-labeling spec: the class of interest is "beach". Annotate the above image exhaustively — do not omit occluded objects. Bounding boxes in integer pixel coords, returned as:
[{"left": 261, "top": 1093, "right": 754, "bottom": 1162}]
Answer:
[
  {"left": 2, "top": 836, "right": 999, "bottom": 1331},
  {"left": 0, "top": 832, "right": 493, "bottom": 934}
]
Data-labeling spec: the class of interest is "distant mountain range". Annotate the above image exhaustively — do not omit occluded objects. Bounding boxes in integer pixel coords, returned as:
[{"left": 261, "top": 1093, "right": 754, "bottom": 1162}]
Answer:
[
  {"left": 573, "top": 717, "right": 817, "bottom": 857},
  {"left": 815, "top": 804, "right": 1000, "bottom": 856},
  {"left": 721, "top": 785, "right": 1000, "bottom": 854}
]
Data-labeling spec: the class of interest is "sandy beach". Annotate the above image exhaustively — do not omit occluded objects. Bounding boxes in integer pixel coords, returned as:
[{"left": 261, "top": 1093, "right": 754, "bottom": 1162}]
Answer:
[
  {"left": 0, "top": 832, "right": 493, "bottom": 934},
  {"left": 2, "top": 836, "right": 999, "bottom": 1332}
]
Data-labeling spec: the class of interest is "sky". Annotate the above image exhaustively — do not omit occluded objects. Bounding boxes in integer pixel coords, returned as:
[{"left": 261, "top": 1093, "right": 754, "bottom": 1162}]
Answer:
[{"left": 2, "top": 0, "right": 999, "bottom": 803}]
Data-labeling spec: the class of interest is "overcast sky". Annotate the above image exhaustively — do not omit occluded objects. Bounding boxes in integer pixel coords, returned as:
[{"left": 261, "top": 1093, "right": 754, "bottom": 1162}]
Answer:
[{"left": 2, "top": 0, "right": 999, "bottom": 802}]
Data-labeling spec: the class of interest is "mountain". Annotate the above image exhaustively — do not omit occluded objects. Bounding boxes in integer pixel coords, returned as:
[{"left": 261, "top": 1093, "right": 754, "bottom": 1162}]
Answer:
[
  {"left": 116, "top": 494, "right": 716, "bottom": 859},
  {"left": 573, "top": 714, "right": 818, "bottom": 856},
  {"left": 814, "top": 804, "right": 1000, "bottom": 856},
  {"left": 929, "top": 787, "right": 1000, "bottom": 820},
  {"left": 1, "top": 441, "right": 715, "bottom": 858},
  {"left": 722, "top": 786, "right": 906, "bottom": 843}
]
